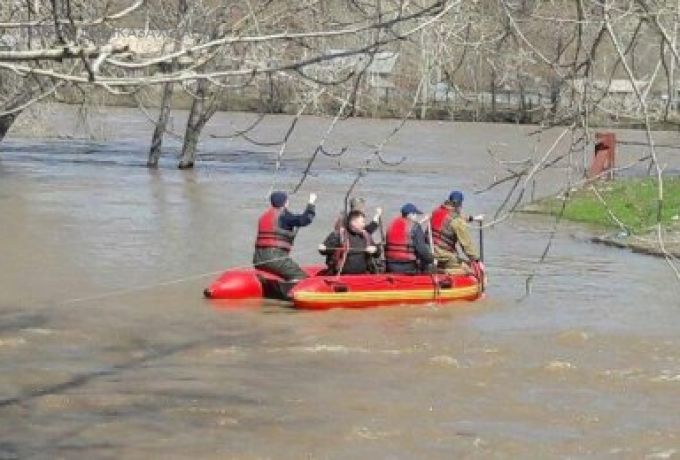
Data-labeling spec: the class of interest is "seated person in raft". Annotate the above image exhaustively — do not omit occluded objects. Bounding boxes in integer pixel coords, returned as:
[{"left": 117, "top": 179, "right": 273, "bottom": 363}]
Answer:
[
  {"left": 384, "top": 203, "right": 435, "bottom": 274},
  {"left": 319, "top": 210, "right": 381, "bottom": 275},
  {"left": 430, "top": 190, "right": 482, "bottom": 275}
]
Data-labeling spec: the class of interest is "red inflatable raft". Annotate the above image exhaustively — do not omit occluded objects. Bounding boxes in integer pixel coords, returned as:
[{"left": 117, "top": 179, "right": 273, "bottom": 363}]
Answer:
[{"left": 204, "top": 265, "right": 485, "bottom": 310}]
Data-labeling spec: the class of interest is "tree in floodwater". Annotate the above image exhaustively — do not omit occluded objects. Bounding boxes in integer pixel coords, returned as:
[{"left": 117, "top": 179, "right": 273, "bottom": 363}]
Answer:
[
  {"left": 0, "top": 77, "right": 29, "bottom": 141},
  {"left": 146, "top": 0, "right": 189, "bottom": 168},
  {"left": 176, "top": 4, "right": 233, "bottom": 169}
]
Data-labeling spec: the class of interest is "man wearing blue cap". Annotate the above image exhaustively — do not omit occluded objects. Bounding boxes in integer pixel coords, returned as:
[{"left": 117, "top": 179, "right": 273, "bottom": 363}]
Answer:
[
  {"left": 384, "top": 203, "right": 434, "bottom": 274},
  {"left": 253, "top": 191, "right": 317, "bottom": 281},
  {"left": 430, "top": 191, "right": 480, "bottom": 273}
]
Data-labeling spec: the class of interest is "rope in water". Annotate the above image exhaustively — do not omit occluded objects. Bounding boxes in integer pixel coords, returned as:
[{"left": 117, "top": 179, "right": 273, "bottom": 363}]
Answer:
[
  {"left": 61, "top": 269, "right": 227, "bottom": 306},
  {"left": 60, "top": 239, "right": 406, "bottom": 307},
  {"left": 59, "top": 250, "right": 320, "bottom": 306}
]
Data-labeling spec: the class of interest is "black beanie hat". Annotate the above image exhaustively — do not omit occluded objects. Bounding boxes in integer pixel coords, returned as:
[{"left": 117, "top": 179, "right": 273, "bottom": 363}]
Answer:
[{"left": 270, "top": 191, "right": 288, "bottom": 208}]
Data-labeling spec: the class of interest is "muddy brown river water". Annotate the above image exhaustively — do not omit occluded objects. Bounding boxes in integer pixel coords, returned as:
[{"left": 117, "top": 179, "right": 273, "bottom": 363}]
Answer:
[{"left": 1, "top": 106, "right": 679, "bottom": 459}]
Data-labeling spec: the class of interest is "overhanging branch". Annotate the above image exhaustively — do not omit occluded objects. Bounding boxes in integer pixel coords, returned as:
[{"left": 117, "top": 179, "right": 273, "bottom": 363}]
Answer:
[{"left": 0, "top": 44, "right": 129, "bottom": 62}]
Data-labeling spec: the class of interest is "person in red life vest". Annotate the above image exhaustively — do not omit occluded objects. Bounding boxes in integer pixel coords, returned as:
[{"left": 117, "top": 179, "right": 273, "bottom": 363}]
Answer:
[
  {"left": 253, "top": 191, "right": 317, "bottom": 281},
  {"left": 319, "top": 210, "right": 381, "bottom": 275},
  {"left": 385, "top": 203, "right": 434, "bottom": 274},
  {"left": 430, "top": 191, "right": 481, "bottom": 273}
]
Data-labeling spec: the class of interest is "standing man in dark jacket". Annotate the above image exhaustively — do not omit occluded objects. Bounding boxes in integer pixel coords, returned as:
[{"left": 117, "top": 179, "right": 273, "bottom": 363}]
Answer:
[
  {"left": 253, "top": 191, "right": 317, "bottom": 280},
  {"left": 385, "top": 203, "right": 434, "bottom": 274},
  {"left": 319, "top": 210, "right": 380, "bottom": 274}
]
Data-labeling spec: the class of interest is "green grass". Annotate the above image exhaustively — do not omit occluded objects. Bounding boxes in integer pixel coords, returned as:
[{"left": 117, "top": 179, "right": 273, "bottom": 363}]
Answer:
[{"left": 534, "top": 178, "right": 680, "bottom": 234}]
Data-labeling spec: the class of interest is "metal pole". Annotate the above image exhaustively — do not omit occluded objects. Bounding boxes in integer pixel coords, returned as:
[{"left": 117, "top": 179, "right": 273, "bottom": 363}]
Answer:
[{"left": 478, "top": 220, "right": 484, "bottom": 262}]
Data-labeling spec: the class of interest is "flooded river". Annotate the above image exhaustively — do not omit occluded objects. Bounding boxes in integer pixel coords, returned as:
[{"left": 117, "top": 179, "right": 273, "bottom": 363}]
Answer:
[{"left": 1, "top": 106, "right": 679, "bottom": 458}]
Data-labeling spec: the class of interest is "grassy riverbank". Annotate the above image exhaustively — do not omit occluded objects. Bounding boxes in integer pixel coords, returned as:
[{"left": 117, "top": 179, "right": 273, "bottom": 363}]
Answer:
[
  {"left": 526, "top": 177, "right": 680, "bottom": 256},
  {"left": 530, "top": 178, "right": 680, "bottom": 234}
]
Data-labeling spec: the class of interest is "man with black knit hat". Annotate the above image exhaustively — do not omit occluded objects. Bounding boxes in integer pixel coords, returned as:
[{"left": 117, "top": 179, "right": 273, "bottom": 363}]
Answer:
[{"left": 253, "top": 191, "right": 317, "bottom": 281}]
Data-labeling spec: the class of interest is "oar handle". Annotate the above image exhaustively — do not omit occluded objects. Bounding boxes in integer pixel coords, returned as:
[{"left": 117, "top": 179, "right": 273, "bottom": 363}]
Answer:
[{"left": 319, "top": 246, "right": 379, "bottom": 253}]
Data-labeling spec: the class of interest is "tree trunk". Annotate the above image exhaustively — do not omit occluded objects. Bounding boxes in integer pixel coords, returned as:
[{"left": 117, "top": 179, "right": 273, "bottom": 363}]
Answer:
[
  {"left": 146, "top": 0, "right": 188, "bottom": 167},
  {"left": 0, "top": 112, "right": 20, "bottom": 143},
  {"left": 147, "top": 81, "right": 174, "bottom": 167},
  {"left": 550, "top": 35, "right": 563, "bottom": 120},
  {"left": 178, "top": 82, "right": 207, "bottom": 169},
  {"left": 518, "top": 82, "right": 526, "bottom": 123},
  {"left": 419, "top": 30, "right": 430, "bottom": 120},
  {"left": 549, "top": 76, "right": 561, "bottom": 118},
  {"left": 0, "top": 90, "right": 31, "bottom": 143},
  {"left": 178, "top": 77, "right": 225, "bottom": 169},
  {"left": 490, "top": 69, "right": 497, "bottom": 116},
  {"left": 178, "top": 109, "right": 202, "bottom": 169},
  {"left": 179, "top": 123, "right": 200, "bottom": 169}
]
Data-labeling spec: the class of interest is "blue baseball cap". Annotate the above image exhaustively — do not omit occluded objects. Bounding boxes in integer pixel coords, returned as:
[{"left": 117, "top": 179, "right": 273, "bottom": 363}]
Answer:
[
  {"left": 449, "top": 191, "right": 464, "bottom": 204},
  {"left": 270, "top": 191, "right": 288, "bottom": 208},
  {"left": 401, "top": 203, "right": 423, "bottom": 216}
]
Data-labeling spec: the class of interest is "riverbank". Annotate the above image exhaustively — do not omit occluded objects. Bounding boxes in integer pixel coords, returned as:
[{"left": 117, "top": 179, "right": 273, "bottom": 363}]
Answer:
[
  {"left": 41, "top": 86, "right": 680, "bottom": 128},
  {"left": 524, "top": 178, "right": 680, "bottom": 257}
]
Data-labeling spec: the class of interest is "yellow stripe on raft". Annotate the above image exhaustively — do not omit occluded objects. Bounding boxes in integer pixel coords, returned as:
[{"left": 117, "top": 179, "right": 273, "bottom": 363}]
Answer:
[{"left": 293, "top": 285, "right": 481, "bottom": 304}]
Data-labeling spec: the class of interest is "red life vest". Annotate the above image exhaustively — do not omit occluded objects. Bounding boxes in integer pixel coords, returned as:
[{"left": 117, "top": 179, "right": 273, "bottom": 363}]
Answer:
[
  {"left": 332, "top": 227, "right": 371, "bottom": 271},
  {"left": 255, "top": 207, "right": 296, "bottom": 251},
  {"left": 431, "top": 205, "right": 457, "bottom": 252},
  {"left": 385, "top": 217, "right": 417, "bottom": 262}
]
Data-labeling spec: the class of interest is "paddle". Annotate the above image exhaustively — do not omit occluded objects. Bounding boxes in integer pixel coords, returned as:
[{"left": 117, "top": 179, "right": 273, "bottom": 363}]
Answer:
[
  {"left": 318, "top": 245, "right": 378, "bottom": 253},
  {"left": 426, "top": 218, "right": 435, "bottom": 255},
  {"left": 424, "top": 217, "right": 442, "bottom": 301},
  {"left": 471, "top": 215, "right": 486, "bottom": 292},
  {"left": 375, "top": 208, "right": 387, "bottom": 273},
  {"left": 378, "top": 212, "right": 386, "bottom": 247}
]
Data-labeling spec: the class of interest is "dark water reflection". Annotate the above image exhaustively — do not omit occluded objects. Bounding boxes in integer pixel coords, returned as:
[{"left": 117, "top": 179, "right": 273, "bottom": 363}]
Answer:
[{"left": 1, "top": 108, "right": 679, "bottom": 458}]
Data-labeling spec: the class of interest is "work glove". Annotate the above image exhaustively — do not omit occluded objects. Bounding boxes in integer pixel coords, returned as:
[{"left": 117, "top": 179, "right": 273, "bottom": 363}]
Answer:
[
  {"left": 318, "top": 244, "right": 326, "bottom": 251},
  {"left": 373, "top": 207, "right": 382, "bottom": 222},
  {"left": 309, "top": 193, "right": 317, "bottom": 204},
  {"left": 366, "top": 245, "right": 377, "bottom": 254}
]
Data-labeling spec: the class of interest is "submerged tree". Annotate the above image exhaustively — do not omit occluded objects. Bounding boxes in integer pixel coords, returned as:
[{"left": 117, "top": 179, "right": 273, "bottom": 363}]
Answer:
[{"left": 146, "top": 0, "right": 189, "bottom": 168}]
